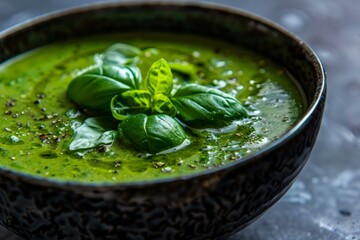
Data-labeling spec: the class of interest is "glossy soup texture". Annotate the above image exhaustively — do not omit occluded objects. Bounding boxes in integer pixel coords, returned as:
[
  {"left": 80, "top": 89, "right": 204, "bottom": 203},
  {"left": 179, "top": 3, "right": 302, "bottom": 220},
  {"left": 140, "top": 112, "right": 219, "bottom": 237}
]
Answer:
[{"left": 0, "top": 33, "right": 305, "bottom": 183}]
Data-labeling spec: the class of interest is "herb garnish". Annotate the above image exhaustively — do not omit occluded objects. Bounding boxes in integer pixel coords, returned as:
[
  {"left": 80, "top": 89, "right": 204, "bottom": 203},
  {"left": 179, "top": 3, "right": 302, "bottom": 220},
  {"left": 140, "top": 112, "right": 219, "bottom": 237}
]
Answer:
[
  {"left": 67, "top": 65, "right": 141, "bottom": 112},
  {"left": 67, "top": 44, "right": 247, "bottom": 154}
]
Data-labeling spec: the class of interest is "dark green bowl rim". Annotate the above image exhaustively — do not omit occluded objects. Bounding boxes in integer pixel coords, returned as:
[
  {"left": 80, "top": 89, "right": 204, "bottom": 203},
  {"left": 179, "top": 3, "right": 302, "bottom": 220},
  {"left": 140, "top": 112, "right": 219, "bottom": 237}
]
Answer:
[{"left": 0, "top": 1, "right": 326, "bottom": 190}]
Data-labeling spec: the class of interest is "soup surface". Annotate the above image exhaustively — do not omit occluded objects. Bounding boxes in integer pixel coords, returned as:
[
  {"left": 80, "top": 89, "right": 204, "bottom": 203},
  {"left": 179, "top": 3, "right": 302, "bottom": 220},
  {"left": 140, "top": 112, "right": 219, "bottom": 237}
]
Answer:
[{"left": 0, "top": 33, "right": 305, "bottom": 183}]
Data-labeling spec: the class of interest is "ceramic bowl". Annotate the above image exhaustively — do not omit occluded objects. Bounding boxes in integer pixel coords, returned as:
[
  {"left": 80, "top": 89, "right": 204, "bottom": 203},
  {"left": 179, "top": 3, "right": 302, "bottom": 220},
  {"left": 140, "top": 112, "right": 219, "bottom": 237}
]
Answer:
[{"left": 0, "top": 2, "right": 326, "bottom": 239}]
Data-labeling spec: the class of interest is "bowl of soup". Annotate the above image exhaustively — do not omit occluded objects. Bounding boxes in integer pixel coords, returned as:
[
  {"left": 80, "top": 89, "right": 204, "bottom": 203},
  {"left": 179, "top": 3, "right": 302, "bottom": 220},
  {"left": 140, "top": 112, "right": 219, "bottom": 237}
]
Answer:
[{"left": 0, "top": 2, "right": 325, "bottom": 239}]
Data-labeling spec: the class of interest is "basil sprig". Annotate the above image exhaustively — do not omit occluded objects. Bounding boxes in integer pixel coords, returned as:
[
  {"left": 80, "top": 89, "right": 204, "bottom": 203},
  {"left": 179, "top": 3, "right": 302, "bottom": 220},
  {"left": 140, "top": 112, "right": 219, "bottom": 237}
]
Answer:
[
  {"left": 110, "top": 58, "right": 176, "bottom": 118},
  {"left": 67, "top": 43, "right": 248, "bottom": 154}
]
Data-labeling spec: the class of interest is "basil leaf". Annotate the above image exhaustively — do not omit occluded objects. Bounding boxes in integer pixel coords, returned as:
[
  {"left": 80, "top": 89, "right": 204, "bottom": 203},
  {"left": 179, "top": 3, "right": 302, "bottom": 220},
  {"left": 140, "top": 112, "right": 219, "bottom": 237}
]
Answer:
[
  {"left": 111, "top": 90, "right": 152, "bottom": 120},
  {"left": 67, "top": 65, "right": 141, "bottom": 112},
  {"left": 69, "top": 117, "right": 117, "bottom": 151},
  {"left": 120, "top": 114, "right": 188, "bottom": 154},
  {"left": 171, "top": 84, "right": 248, "bottom": 127},
  {"left": 99, "top": 43, "right": 141, "bottom": 66},
  {"left": 169, "top": 62, "right": 198, "bottom": 82},
  {"left": 152, "top": 94, "right": 177, "bottom": 116},
  {"left": 145, "top": 58, "right": 173, "bottom": 96}
]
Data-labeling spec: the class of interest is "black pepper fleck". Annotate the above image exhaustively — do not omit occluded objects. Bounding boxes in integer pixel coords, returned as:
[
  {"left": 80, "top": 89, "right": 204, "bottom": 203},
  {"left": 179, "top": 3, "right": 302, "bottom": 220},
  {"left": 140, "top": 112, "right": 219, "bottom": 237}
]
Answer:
[
  {"left": 39, "top": 134, "right": 48, "bottom": 142},
  {"left": 4, "top": 110, "right": 12, "bottom": 115},
  {"left": 114, "top": 161, "right": 121, "bottom": 168},
  {"left": 339, "top": 209, "right": 351, "bottom": 217},
  {"left": 98, "top": 145, "right": 107, "bottom": 153},
  {"left": 5, "top": 100, "right": 15, "bottom": 107},
  {"left": 33, "top": 99, "right": 41, "bottom": 104}
]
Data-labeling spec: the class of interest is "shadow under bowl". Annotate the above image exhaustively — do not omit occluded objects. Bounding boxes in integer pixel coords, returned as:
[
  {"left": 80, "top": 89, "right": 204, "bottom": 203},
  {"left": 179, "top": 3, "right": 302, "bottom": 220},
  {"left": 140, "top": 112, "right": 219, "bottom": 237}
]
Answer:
[{"left": 0, "top": 2, "right": 326, "bottom": 240}]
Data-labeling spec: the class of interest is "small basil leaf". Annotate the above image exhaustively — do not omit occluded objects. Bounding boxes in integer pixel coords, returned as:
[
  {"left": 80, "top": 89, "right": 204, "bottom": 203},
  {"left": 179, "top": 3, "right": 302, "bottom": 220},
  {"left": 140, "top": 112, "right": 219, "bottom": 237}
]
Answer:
[
  {"left": 120, "top": 114, "right": 188, "bottom": 154},
  {"left": 67, "top": 65, "right": 141, "bottom": 112},
  {"left": 171, "top": 84, "right": 248, "bottom": 127},
  {"left": 145, "top": 58, "right": 173, "bottom": 96},
  {"left": 69, "top": 117, "right": 117, "bottom": 151},
  {"left": 111, "top": 90, "right": 152, "bottom": 120},
  {"left": 168, "top": 62, "right": 198, "bottom": 82},
  {"left": 100, "top": 43, "right": 141, "bottom": 66},
  {"left": 152, "top": 94, "right": 177, "bottom": 116}
]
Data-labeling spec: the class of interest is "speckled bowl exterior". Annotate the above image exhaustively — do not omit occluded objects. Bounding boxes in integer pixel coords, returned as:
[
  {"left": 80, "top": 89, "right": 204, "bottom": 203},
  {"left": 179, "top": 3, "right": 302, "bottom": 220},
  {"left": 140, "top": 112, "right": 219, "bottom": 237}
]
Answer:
[{"left": 0, "top": 2, "right": 326, "bottom": 240}]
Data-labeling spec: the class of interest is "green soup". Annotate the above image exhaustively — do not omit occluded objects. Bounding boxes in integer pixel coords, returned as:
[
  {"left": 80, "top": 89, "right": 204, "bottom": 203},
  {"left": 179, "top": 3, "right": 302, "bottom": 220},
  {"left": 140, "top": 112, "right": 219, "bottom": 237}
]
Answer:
[{"left": 0, "top": 33, "right": 305, "bottom": 183}]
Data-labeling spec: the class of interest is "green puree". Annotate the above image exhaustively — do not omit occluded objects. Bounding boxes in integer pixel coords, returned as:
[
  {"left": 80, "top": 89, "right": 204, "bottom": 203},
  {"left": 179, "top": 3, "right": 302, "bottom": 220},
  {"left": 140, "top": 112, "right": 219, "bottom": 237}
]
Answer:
[{"left": 0, "top": 33, "right": 305, "bottom": 183}]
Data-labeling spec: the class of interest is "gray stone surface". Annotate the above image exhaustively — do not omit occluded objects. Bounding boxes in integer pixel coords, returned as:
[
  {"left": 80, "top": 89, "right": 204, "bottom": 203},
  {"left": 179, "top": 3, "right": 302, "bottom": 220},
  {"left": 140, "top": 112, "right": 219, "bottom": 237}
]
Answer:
[{"left": 0, "top": 0, "right": 359, "bottom": 239}]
